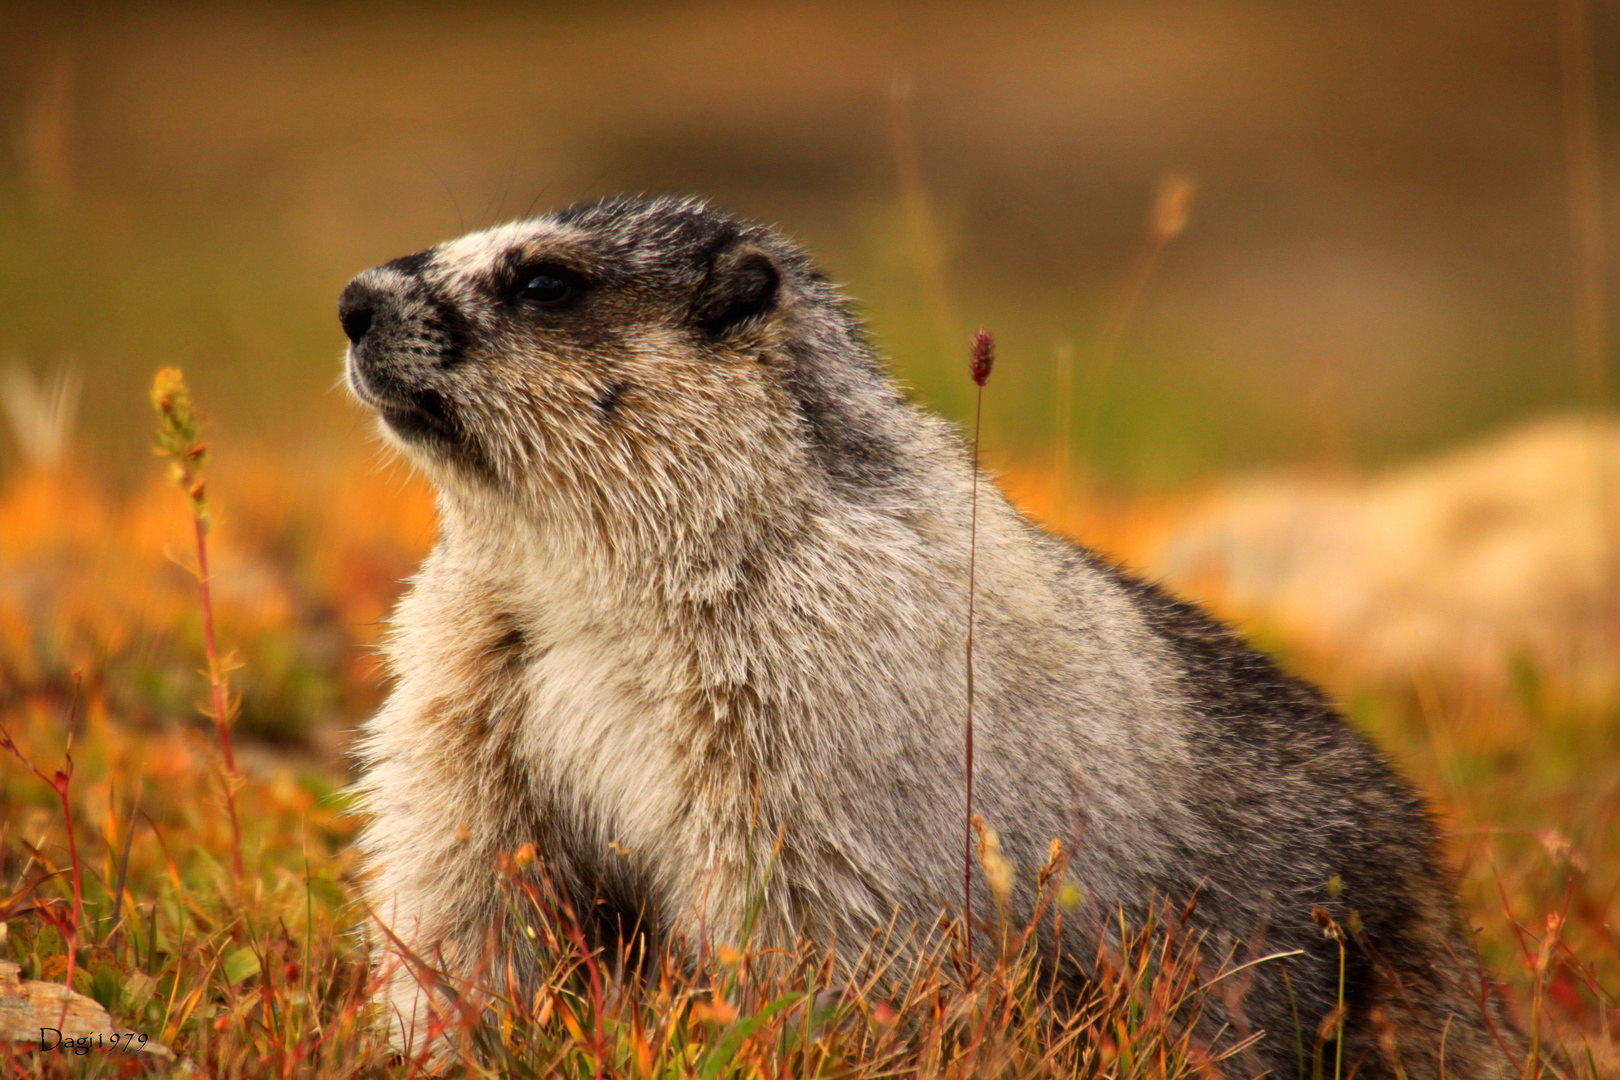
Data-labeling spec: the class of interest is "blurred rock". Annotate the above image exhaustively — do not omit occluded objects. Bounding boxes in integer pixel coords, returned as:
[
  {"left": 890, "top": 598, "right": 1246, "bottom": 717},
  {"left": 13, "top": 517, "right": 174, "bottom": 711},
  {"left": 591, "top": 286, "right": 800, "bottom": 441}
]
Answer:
[
  {"left": 1154, "top": 417, "right": 1620, "bottom": 689},
  {"left": 0, "top": 958, "right": 107, "bottom": 1045},
  {"left": 0, "top": 957, "right": 171, "bottom": 1058}
]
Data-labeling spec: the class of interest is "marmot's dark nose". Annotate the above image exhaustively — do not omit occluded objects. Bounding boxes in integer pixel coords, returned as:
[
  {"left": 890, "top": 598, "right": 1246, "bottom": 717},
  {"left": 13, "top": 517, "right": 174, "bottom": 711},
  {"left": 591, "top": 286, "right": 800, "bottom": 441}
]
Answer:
[{"left": 338, "top": 280, "right": 378, "bottom": 344}]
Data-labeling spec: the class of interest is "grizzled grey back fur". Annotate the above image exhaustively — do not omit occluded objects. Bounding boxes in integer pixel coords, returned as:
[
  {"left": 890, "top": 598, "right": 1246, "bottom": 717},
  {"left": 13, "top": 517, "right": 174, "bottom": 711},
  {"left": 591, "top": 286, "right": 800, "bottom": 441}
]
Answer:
[{"left": 341, "top": 195, "right": 1519, "bottom": 1076}]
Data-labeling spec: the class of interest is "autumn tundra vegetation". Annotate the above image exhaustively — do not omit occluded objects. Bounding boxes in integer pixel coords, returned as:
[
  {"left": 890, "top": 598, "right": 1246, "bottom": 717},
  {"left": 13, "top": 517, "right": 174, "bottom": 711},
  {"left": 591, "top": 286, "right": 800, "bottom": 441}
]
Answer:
[
  {"left": 1, "top": 0, "right": 1617, "bottom": 1073},
  {"left": 0, "top": 348, "right": 1610, "bottom": 1078}
]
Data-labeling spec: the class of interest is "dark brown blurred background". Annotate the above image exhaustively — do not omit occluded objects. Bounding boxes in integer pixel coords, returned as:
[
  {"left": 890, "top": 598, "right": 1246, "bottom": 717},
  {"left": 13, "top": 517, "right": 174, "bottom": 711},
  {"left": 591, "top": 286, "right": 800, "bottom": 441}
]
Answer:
[{"left": 1, "top": 0, "right": 1616, "bottom": 487}]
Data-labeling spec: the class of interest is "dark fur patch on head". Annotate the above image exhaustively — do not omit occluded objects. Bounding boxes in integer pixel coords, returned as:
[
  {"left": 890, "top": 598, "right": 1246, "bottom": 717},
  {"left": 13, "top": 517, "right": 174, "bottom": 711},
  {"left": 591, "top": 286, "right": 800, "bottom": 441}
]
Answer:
[
  {"left": 692, "top": 245, "right": 779, "bottom": 337},
  {"left": 780, "top": 339, "right": 907, "bottom": 497},
  {"left": 384, "top": 249, "right": 433, "bottom": 276},
  {"left": 552, "top": 196, "right": 760, "bottom": 284}
]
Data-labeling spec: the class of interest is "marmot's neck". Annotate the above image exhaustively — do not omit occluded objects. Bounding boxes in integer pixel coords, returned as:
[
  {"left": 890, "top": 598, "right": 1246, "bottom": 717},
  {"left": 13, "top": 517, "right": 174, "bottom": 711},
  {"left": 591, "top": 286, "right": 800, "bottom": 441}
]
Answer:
[{"left": 426, "top": 408, "right": 981, "bottom": 628}]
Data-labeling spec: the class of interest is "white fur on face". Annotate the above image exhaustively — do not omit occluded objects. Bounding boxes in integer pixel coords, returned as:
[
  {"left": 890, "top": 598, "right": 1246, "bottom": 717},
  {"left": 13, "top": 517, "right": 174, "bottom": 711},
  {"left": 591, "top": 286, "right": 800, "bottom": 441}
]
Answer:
[{"left": 430, "top": 219, "right": 578, "bottom": 293}]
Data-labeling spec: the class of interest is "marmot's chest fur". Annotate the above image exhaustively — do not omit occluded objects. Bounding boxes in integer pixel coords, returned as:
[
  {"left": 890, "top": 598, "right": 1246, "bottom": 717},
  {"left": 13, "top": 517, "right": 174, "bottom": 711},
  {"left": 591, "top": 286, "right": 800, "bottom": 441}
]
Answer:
[{"left": 342, "top": 195, "right": 1517, "bottom": 1077}]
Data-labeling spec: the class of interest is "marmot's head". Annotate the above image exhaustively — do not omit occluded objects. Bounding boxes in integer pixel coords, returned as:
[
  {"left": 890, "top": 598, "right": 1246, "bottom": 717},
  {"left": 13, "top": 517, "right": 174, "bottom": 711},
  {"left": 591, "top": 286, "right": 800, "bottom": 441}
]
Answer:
[{"left": 340, "top": 196, "right": 917, "bottom": 572}]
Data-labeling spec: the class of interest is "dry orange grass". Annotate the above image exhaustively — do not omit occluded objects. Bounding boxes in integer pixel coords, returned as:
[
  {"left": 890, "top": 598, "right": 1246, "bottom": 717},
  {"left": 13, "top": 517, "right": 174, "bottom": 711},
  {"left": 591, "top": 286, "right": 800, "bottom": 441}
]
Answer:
[{"left": 0, "top": 414, "right": 1616, "bottom": 1075}]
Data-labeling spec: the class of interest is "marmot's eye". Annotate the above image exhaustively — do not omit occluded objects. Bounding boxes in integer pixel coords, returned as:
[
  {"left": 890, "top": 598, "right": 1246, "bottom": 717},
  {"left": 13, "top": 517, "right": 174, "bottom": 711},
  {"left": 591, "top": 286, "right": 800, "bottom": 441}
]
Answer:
[{"left": 513, "top": 264, "right": 580, "bottom": 306}]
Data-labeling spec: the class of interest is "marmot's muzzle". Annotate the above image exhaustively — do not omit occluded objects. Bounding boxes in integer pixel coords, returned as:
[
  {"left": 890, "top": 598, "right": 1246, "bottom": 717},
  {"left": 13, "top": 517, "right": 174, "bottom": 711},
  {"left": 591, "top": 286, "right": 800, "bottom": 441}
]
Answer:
[{"left": 340, "top": 269, "right": 468, "bottom": 455}]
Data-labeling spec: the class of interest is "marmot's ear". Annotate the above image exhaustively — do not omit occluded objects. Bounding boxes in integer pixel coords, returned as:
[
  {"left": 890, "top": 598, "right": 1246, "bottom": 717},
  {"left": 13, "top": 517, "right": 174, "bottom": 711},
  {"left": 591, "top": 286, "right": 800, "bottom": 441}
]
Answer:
[{"left": 692, "top": 242, "right": 780, "bottom": 337}]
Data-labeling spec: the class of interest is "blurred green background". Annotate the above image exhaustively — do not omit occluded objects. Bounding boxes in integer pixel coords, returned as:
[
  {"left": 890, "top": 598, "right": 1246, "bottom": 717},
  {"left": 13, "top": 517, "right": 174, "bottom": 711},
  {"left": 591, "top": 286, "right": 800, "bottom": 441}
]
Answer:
[{"left": 0, "top": 0, "right": 1615, "bottom": 487}]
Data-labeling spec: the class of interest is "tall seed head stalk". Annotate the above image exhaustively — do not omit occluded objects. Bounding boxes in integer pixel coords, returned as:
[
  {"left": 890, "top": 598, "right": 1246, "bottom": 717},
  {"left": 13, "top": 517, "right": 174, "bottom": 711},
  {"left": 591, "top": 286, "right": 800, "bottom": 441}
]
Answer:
[
  {"left": 151, "top": 367, "right": 244, "bottom": 883},
  {"left": 964, "top": 328, "right": 994, "bottom": 968},
  {"left": 1078, "top": 174, "right": 1195, "bottom": 505}
]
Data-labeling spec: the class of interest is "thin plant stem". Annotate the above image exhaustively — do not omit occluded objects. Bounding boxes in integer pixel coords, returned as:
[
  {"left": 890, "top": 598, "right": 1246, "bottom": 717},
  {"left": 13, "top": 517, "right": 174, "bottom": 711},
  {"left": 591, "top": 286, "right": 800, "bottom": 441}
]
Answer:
[
  {"left": 192, "top": 504, "right": 246, "bottom": 887},
  {"left": 1555, "top": 0, "right": 1619, "bottom": 651},
  {"left": 189, "top": 471, "right": 245, "bottom": 885},
  {"left": 151, "top": 368, "right": 245, "bottom": 885},
  {"left": 193, "top": 515, "right": 237, "bottom": 777},
  {"left": 1054, "top": 340, "right": 1074, "bottom": 513},
  {"left": 965, "top": 382, "right": 982, "bottom": 971},
  {"left": 57, "top": 676, "right": 83, "bottom": 965},
  {"left": 1335, "top": 932, "right": 1346, "bottom": 1080},
  {"left": 1077, "top": 175, "right": 1194, "bottom": 501},
  {"left": 1556, "top": 0, "right": 1608, "bottom": 410},
  {"left": 964, "top": 328, "right": 994, "bottom": 971},
  {"left": 0, "top": 674, "right": 84, "bottom": 1020},
  {"left": 304, "top": 829, "right": 314, "bottom": 1041},
  {"left": 110, "top": 779, "right": 140, "bottom": 951}
]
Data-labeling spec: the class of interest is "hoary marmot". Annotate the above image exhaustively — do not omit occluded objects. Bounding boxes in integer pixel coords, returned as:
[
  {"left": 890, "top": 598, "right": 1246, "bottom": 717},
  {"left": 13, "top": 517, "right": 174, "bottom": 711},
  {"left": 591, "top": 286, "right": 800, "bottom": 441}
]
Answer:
[{"left": 341, "top": 195, "right": 1518, "bottom": 1076}]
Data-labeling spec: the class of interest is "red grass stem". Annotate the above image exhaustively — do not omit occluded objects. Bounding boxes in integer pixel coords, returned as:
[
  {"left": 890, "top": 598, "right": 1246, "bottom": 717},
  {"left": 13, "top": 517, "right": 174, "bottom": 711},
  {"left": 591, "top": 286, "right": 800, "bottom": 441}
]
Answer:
[
  {"left": 0, "top": 674, "right": 83, "bottom": 995},
  {"left": 965, "top": 328, "right": 995, "bottom": 970},
  {"left": 189, "top": 464, "right": 245, "bottom": 886},
  {"left": 57, "top": 676, "right": 83, "bottom": 964},
  {"left": 194, "top": 516, "right": 236, "bottom": 777},
  {"left": 152, "top": 368, "right": 245, "bottom": 885}
]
